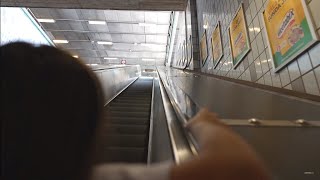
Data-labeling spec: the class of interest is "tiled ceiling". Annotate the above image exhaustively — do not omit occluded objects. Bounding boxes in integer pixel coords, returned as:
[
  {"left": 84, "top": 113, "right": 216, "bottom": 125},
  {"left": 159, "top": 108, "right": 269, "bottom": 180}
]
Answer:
[
  {"left": 2, "top": 0, "right": 187, "bottom": 11},
  {"left": 29, "top": 8, "right": 171, "bottom": 65}
]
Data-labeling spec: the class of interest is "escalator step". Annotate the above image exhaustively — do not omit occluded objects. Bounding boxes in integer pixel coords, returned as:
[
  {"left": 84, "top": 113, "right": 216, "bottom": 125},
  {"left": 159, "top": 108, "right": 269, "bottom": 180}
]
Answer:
[
  {"left": 106, "top": 124, "right": 148, "bottom": 134},
  {"left": 105, "top": 134, "right": 147, "bottom": 147},
  {"left": 99, "top": 147, "right": 146, "bottom": 163},
  {"left": 108, "top": 106, "right": 150, "bottom": 112},
  {"left": 107, "top": 117, "right": 149, "bottom": 125},
  {"left": 109, "top": 111, "right": 150, "bottom": 118}
]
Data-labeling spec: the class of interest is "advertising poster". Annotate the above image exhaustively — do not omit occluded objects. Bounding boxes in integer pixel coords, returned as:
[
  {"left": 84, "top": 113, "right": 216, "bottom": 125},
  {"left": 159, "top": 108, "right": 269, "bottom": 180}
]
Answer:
[
  {"left": 211, "top": 21, "right": 224, "bottom": 68},
  {"left": 228, "top": 4, "right": 251, "bottom": 68},
  {"left": 262, "top": 0, "right": 318, "bottom": 72},
  {"left": 200, "top": 31, "right": 208, "bottom": 66}
]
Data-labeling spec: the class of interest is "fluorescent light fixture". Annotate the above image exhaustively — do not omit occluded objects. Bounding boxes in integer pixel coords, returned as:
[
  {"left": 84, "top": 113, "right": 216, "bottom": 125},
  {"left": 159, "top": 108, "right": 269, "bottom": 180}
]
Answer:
[
  {"left": 104, "top": 57, "right": 118, "bottom": 60},
  {"left": 142, "top": 58, "right": 155, "bottom": 61},
  {"left": 138, "top": 23, "right": 156, "bottom": 27},
  {"left": 88, "top": 20, "right": 106, "bottom": 25},
  {"left": 249, "top": 27, "right": 261, "bottom": 32},
  {"left": 73, "top": 55, "right": 79, "bottom": 58},
  {"left": 140, "top": 43, "right": 159, "bottom": 47},
  {"left": 37, "top": 18, "right": 55, "bottom": 23},
  {"left": 86, "top": 64, "right": 98, "bottom": 66},
  {"left": 53, "top": 40, "right": 69, "bottom": 44},
  {"left": 97, "top": 41, "right": 113, "bottom": 45}
]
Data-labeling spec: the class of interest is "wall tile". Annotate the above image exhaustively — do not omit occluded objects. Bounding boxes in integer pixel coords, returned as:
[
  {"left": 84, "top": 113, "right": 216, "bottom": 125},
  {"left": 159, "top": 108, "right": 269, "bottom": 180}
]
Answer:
[
  {"left": 271, "top": 70, "right": 282, "bottom": 87},
  {"left": 263, "top": 71, "right": 272, "bottom": 86},
  {"left": 309, "top": 43, "right": 320, "bottom": 67},
  {"left": 291, "top": 77, "right": 306, "bottom": 93},
  {"left": 288, "top": 61, "right": 301, "bottom": 81},
  {"left": 279, "top": 67, "right": 291, "bottom": 87},
  {"left": 314, "top": 66, "right": 320, "bottom": 86},
  {"left": 308, "top": 0, "right": 320, "bottom": 29},
  {"left": 302, "top": 71, "right": 320, "bottom": 95},
  {"left": 297, "top": 53, "right": 312, "bottom": 75},
  {"left": 284, "top": 84, "right": 292, "bottom": 90}
]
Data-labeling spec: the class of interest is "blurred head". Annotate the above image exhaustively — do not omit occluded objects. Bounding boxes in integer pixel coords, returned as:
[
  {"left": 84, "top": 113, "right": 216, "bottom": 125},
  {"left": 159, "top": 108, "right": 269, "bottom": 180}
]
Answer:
[{"left": 1, "top": 42, "right": 103, "bottom": 180}]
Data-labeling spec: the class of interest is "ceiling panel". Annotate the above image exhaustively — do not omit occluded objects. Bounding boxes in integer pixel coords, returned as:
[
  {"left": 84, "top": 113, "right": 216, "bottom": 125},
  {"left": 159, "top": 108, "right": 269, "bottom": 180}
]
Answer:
[{"left": 29, "top": 8, "right": 170, "bottom": 65}]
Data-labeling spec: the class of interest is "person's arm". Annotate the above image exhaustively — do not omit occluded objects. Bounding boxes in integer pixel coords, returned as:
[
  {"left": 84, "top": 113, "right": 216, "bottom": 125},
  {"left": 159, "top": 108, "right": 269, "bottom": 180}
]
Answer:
[{"left": 170, "top": 109, "right": 270, "bottom": 180}]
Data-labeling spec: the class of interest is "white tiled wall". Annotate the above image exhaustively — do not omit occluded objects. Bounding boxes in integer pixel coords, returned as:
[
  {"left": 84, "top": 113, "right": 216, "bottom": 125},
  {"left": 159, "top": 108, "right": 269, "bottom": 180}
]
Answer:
[{"left": 195, "top": 0, "right": 320, "bottom": 96}]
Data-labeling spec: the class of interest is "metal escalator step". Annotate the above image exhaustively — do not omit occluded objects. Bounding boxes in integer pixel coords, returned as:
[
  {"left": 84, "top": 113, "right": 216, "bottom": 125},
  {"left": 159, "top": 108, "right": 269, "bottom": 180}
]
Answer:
[
  {"left": 108, "top": 106, "right": 150, "bottom": 112},
  {"left": 109, "top": 102, "right": 150, "bottom": 107},
  {"left": 108, "top": 117, "right": 149, "bottom": 125},
  {"left": 105, "top": 134, "right": 147, "bottom": 147},
  {"left": 99, "top": 147, "right": 146, "bottom": 163},
  {"left": 109, "top": 111, "right": 150, "bottom": 118},
  {"left": 106, "top": 124, "right": 148, "bottom": 134}
]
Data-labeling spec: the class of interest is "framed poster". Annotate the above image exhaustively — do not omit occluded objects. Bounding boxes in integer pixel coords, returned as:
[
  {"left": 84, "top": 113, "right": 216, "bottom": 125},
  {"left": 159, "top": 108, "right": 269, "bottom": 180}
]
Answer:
[
  {"left": 262, "top": 0, "right": 319, "bottom": 72},
  {"left": 228, "top": 3, "right": 251, "bottom": 68},
  {"left": 211, "top": 21, "right": 224, "bottom": 68},
  {"left": 200, "top": 31, "right": 209, "bottom": 66}
]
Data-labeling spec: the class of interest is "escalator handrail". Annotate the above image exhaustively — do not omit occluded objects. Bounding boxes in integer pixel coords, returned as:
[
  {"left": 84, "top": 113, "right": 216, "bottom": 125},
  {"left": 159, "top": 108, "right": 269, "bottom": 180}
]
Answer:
[
  {"left": 147, "top": 78, "right": 155, "bottom": 165},
  {"left": 158, "top": 72, "right": 199, "bottom": 163}
]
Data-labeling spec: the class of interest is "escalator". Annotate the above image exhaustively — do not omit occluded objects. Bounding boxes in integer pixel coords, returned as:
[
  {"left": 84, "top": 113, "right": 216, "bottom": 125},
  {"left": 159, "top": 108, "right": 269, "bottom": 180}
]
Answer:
[{"left": 96, "top": 78, "right": 153, "bottom": 164}]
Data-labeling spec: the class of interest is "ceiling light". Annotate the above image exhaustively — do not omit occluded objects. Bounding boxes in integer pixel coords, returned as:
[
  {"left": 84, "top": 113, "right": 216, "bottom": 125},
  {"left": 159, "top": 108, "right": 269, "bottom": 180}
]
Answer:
[
  {"left": 86, "top": 64, "right": 98, "bottom": 66},
  {"left": 73, "top": 55, "right": 79, "bottom": 58},
  {"left": 249, "top": 27, "right": 261, "bottom": 32},
  {"left": 203, "top": 24, "right": 208, "bottom": 29},
  {"left": 142, "top": 58, "right": 155, "bottom": 61},
  {"left": 88, "top": 20, "right": 106, "bottom": 25},
  {"left": 37, "top": 18, "right": 55, "bottom": 23},
  {"left": 53, "top": 40, "right": 69, "bottom": 44},
  {"left": 104, "top": 57, "right": 118, "bottom": 60},
  {"left": 138, "top": 23, "right": 157, "bottom": 27},
  {"left": 97, "top": 41, "right": 113, "bottom": 45},
  {"left": 134, "top": 42, "right": 138, "bottom": 45},
  {"left": 140, "top": 43, "right": 159, "bottom": 47}
]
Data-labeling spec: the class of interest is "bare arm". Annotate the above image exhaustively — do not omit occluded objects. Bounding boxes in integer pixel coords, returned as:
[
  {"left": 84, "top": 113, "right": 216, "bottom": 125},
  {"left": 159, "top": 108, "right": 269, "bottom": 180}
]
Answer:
[{"left": 170, "top": 109, "right": 270, "bottom": 180}]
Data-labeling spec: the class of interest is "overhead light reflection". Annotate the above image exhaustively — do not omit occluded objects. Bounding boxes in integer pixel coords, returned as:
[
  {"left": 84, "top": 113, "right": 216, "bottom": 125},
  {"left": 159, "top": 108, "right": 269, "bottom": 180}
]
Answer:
[
  {"left": 138, "top": 23, "right": 156, "bottom": 27},
  {"left": 97, "top": 41, "right": 113, "bottom": 45},
  {"left": 37, "top": 18, "right": 55, "bottom": 23},
  {"left": 53, "top": 40, "right": 69, "bottom": 44},
  {"left": 88, "top": 20, "right": 106, "bottom": 25}
]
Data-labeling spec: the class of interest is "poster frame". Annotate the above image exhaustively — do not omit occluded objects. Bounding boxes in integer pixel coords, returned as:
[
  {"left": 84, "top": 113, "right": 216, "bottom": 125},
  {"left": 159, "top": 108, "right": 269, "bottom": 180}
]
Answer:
[
  {"left": 211, "top": 21, "right": 224, "bottom": 69},
  {"left": 228, "top": 3, "right": 251, "bottom": 69},
  {"left": 200, "top": 30, "right": 209, "bottom": 66},
  {"left": 261, "top": 0, "right": 319, "bottom": 73}
]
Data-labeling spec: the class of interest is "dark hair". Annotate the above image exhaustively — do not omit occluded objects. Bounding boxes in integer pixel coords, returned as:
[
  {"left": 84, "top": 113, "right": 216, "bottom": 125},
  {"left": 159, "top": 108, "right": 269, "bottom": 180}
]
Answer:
[{"left": 1, "top": 42, "right": 103, "bottom": 180}]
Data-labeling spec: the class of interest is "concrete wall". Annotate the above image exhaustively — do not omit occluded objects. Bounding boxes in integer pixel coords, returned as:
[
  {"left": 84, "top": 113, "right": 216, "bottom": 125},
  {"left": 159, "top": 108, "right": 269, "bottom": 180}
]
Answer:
[{"left": 195, "top": 0, "right": 320, "bottom": 96}]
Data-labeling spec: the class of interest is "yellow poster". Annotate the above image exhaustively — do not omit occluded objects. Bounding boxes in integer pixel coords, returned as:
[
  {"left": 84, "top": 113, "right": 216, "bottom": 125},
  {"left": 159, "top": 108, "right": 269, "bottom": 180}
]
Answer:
[
  {"left": 211, "top": 22, "right": 223, "bottom": 67},
  {"left": 229, "top": 4, "right": 251, "bottom": 67},
  {"left": 200, "top": 31, "right": 208, "bottom": 65},
  {"left": 263, "top": 0, "right": 318, "bottom": 71}
]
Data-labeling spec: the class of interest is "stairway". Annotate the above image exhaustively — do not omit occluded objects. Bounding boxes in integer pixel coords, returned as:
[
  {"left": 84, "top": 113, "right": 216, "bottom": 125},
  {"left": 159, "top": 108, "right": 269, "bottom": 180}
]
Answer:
[{"left": 96, "top": 78, "right": 153, "bottom": 164}]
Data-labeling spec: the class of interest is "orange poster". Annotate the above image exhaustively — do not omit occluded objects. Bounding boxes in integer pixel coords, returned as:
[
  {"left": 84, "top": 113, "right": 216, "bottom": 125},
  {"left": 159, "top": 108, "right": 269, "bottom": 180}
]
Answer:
[
  {"left": 211, "top": 21, "right": 223, "bottom": 68},
  {"left": 228, "top": 4, "right": 251, "bottom": 68},
  {"left": 262, "top": 0, "right": 318, "bottom": 72}
]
